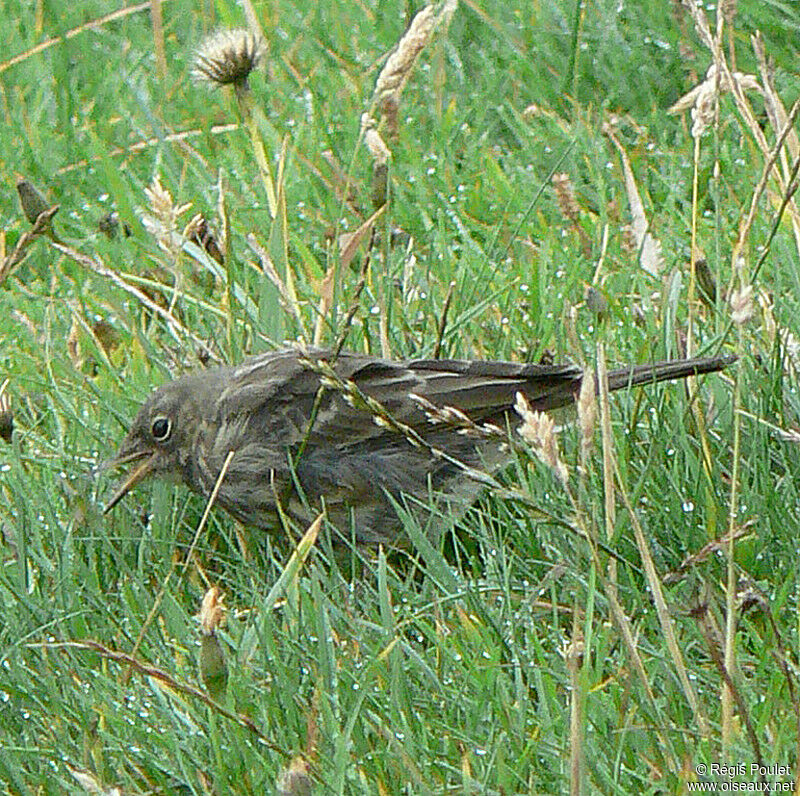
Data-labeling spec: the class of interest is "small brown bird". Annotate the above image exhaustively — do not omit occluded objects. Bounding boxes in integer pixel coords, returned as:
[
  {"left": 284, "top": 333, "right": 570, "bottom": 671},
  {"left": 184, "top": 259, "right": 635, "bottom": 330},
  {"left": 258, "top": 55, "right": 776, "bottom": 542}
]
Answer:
[{"left": 105, "top": 348, "right": 734, "bottom": 546}]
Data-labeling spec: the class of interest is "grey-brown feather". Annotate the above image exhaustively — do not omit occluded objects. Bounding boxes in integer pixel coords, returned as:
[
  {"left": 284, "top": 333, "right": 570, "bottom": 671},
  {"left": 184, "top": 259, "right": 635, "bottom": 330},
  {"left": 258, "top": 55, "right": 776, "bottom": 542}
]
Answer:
[{"left": 112, "top": 348, "right": 734, "bottom": 545}]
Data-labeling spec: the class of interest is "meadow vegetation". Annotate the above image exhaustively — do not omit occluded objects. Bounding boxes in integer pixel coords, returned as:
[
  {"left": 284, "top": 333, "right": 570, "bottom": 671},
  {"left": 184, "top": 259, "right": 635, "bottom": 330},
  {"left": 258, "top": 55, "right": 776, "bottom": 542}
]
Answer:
[{"left": 1, "top": 0, "right": 800, "bottom": 792}]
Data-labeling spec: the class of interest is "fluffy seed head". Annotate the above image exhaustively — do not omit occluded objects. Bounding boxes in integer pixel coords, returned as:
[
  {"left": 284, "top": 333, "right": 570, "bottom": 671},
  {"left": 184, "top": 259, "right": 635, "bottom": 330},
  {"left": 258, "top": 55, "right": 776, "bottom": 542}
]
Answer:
[
  {"left": 515, "top": 392, "right": 568, "bottom": 485},
  {"left": 729, "top": 284, "right": 754, "bottom": 326},
  {"left": 199, "top": 586, "right": 226, "bottom": 636},
  {"left": 193, "top": 28, "right": 265, "bottom": 90}
]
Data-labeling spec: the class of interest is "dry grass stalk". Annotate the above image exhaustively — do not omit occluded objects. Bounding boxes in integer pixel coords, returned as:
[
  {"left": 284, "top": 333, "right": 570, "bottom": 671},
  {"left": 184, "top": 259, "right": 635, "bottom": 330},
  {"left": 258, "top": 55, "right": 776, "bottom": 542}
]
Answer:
[
  {"left": 36, "top": 640, "right": 278, "bottom": 745},
  {"left": 150, "top": 0, "right": 166, "bottom": 80},
  {"left": 757, "top": 289, "right": 800, "bottom": 380},
  {"left": 694, "top": 602, "right": 765, "bottom": 772},
  {"left": 0, "top": 2, "right": 151, "bottom": 76},
  {"left": 312, "top": 204, "right": 385, "bottom": 345},
  {"left": 432, "top": 280, "right": 456, "bottom": 359},
  {"left": 663, "top": 522, "right": 755, "bottom": 584},
  {"left": 680, "top": 0, "right": 800, "bottom": 264},
  {"left": 577, "top": 367, "right": 596, "bottom": 463},
  {"left": 753, "top": 33, "right": 800, "bottom": 162},
  {"left": 680, "top": 0, "right": 715, "bottom": 51},
  {"left": 668, "top": 63, "right": 761, "bottom": 138},
  {"left": 338, "top": 203, "right": 386, "bottom": 269},
  {"left": 409, "top": 393, "right": 505, "bottom": 442},
  {"left": 56, "top": 122, "right": 240, "bottom": 176},
  {"left": 246, "top": 234, "right": 305, "bottom": 333},
  {"left": 720, "top": 0, "right": 737, "bottom": 26},
  {"left": 51, "top": 240, "right": 221, "bottom": 361},
  {"left": 0, "top": 204, "right": 59, "bottom": 284},
  {"left": 215, "top": 170, "right": 229, "bottom": 261},
  {"left": 302, "top": 357, "right": 497, "bottom": 489},
  {"left": 362, "top": 114, "right": 391, "bottom": 166},
  {"left": 614, "top": 466, "right": 710, "bottom": 737},
  {"left": 729, "top": 99, "right": 800, "bottom": 274},
  {"left": 363, "top": 114, "right": 392, "bottom": 209},
  {"left": 602, "top": 123, "right": 664, "bottom": 275},
  {"left": 670, "top": 23, "right": 768, "bottom": 752},
  {"left": 566, "top": 616, "right": 584, "bottom": 796}
]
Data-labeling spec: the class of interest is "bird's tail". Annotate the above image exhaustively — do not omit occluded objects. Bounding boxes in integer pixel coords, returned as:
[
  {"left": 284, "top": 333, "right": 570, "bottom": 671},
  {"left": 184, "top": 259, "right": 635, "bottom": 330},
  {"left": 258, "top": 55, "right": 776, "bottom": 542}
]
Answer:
[{"left": 605, "top": 353, "right": 737, "bottom": 393}]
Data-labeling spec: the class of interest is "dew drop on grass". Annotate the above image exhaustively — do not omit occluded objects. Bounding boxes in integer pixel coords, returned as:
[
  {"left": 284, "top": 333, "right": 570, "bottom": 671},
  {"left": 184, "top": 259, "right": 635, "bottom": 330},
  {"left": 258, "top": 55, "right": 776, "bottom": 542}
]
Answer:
[{"left": 682, "top": 501, "right": 694, "bottom": 513}]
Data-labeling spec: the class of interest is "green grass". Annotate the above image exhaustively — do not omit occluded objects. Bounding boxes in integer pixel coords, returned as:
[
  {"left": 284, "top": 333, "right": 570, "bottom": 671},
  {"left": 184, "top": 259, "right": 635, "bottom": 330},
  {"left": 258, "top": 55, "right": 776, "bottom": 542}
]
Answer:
[{"left": 2, "top": 0, "right": 800, "bottom": 793}]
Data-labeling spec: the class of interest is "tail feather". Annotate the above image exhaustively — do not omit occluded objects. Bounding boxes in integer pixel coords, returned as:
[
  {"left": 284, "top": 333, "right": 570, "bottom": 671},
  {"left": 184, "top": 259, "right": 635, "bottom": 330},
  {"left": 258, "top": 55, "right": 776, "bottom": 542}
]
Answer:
[{"left": 605, "top": 354, "right": 736, "bottom": 392}]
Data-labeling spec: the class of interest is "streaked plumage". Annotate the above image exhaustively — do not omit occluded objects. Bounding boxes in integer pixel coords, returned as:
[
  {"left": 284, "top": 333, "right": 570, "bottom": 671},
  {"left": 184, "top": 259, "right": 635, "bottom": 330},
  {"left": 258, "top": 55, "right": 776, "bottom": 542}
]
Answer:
[{"left": 105, "top": 348, "right": 734, "bottom": 545}]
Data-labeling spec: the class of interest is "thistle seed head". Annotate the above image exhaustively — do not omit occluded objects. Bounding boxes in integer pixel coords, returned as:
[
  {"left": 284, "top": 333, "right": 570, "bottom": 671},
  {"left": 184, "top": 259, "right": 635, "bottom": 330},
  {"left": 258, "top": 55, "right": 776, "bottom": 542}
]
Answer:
[{"left": 193, "top": 28, "right": 265, "bottom": 91}]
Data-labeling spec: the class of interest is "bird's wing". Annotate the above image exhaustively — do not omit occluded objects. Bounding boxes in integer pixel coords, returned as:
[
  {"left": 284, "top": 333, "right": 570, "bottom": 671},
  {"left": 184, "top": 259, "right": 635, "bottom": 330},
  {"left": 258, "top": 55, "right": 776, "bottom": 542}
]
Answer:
[
  {"left": 214, "top": 349, "right": 586, "bottom": 451},
  {"left": 407, "top": 357, "right": 583, "bottom": 416}
]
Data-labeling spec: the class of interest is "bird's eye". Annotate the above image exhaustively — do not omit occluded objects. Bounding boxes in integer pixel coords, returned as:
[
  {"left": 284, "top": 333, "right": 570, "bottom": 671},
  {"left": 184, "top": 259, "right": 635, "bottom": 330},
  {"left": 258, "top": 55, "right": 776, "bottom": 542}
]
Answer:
[{"left": 151, "top": 416, "right": 172, "bottom": 441}]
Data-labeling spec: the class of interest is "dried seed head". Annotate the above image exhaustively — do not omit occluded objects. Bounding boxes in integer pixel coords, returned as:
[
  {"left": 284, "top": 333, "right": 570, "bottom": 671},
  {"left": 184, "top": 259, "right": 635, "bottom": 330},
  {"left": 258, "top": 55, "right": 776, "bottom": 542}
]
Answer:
[
  {"left": 193, "top": 28, "right": 265, "bottom": 91},
  {"left": 729, "top": 284, "right": 754, "bottom": 325},
  {"left": 16, "top": 178, "right": 51, "bottom": 224},
  {"left": 374, "top": 6, "right": 436, "bottom": 103},
  {"left": 621, "top": 223, "right": 637, "bottom": 256},
  {"left": 184, "top": 213, "right": 225, "bottom": 265},
  {"left": 142, "top": 176, "right": 191, "bottom": 256},
  {"left": 98, "top": 211, "right": 125, "bottom": 240},
  {"left": 585, "top": 286, "right": 608, "bottom": 316},
  {"left": 552, "top": 172, "right": 580, "bottom": 222},
  {"left": 362, "top": 115, "right": 391, "bottom": 166},
  {"left": 757, "top": 288, "right": 776, "bottom": 345},
  {"left": 691, "top": 80, "right": 716, "bottom": 138},
  {"left": 276, "top": 757, "right": 313, "bottom": 796},
  {"left": 199, "top": 586, "right": 226, "bottom": 636},
  {"left": 694, "top": 255, "right": 717, "bottom": 306},
  {"left": 720, "top": 0, "right": 737, "bottom": 26},
  {"left": 0, "top": 391, "right": 12, "bottom": 444},
  {"left": 198, "top": 587, "right": 228, "bottom": 701},
  {"left": 514, "top": 392, "right": 568, "bottom": 485}
]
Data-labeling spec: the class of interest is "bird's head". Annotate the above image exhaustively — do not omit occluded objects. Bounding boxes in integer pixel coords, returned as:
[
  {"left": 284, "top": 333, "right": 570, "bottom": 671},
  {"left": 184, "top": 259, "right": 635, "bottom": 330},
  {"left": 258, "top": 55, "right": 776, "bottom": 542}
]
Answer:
[{"left": 103, "top": 379, "right": 205, "bottom": 513}]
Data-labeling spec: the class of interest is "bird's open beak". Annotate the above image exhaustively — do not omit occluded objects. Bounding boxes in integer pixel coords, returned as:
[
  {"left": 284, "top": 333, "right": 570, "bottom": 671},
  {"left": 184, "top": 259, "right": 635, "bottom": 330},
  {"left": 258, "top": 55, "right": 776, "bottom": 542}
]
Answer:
[{"left": 103, "top": 450, "right": 157, "bottom": 513}]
